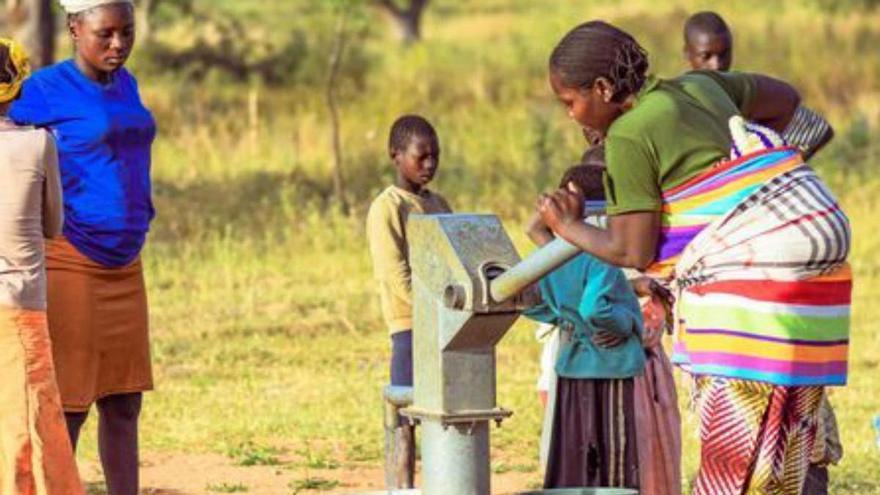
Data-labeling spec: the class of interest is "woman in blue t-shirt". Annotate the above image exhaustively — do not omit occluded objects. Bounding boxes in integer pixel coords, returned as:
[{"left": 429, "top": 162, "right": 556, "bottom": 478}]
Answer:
[{"left": 10, "top": 2, "right": 154, "bottom": 493}]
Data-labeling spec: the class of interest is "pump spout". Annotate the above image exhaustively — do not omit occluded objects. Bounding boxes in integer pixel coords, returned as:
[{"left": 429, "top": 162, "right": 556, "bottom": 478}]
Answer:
[{"left": 489, "top": 237, "right": 581, "bottom": 303}]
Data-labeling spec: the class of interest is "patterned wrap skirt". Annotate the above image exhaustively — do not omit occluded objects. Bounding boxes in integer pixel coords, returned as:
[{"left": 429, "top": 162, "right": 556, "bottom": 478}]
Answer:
[{"left": 692, "top": 376, "right": 822, "bottom": 495}]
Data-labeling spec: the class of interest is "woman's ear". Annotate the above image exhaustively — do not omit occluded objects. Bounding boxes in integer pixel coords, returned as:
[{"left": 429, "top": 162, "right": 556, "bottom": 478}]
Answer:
[
  {"left": 593, "top": 77, "right": 616, "bottom": 103},
  {"left": 68, "top": 17, "right": 79, "bottom": 41}
]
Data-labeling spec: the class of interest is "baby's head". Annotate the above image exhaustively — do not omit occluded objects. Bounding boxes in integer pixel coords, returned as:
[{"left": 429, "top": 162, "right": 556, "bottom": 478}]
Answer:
[
  {"left": 388, "top": 114, "right": 440, "bottom": 193},
  {"left": 728, "top": 115, "right": 787, "bottom": 159},
  {"left": 683, "top": 11, "right": 732, "bottom": 72}
]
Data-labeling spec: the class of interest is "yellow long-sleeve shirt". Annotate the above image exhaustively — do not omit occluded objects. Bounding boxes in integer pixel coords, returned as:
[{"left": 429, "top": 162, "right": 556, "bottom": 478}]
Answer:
[{"left": 366, "top": 185, "right": 452, "bottom": 334}]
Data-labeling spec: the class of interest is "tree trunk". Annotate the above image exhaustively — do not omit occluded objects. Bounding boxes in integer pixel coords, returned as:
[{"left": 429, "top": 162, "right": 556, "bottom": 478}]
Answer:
[
  {"left": 5, "top": 0, "right": 55, "bottom": 69},
  {"left": 135, "top": 0, "right": 156, "bottom": 44},
  {"left": 390, "top": 9, "right": 420, "bottom": 43},
  {"left": 374, "top": 0, "right": 429, "bottom": 44},
  {"left": 326, "top": 8, "right": 349, "bottom": 214}
]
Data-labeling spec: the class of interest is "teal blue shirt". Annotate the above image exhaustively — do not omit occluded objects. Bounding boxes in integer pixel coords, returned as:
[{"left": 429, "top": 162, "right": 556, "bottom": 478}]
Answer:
[{"left": 524, "top": 253, "right": 645, "bottom": 379}]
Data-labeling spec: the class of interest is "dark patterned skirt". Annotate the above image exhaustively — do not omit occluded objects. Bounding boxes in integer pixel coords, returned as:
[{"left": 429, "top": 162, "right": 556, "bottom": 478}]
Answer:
[{"left": 544, "top": 377, "right": 639, "bottom": 490}]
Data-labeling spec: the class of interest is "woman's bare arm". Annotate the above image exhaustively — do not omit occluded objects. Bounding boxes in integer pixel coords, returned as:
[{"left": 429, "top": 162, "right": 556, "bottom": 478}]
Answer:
[
  {"left": 41, "top": 135, "right": 63, "bottom": 238},
  {"left": 745, "top": 75, "right": 801, "bottom": 132},
  {"left": 537, "top": 189, "right": 660, "bottom": 269}
]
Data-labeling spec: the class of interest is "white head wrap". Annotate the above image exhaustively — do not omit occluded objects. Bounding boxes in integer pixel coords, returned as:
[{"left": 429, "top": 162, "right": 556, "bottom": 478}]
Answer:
[{"left": 59, "top": 0, "right": 133, "bottom": 14}]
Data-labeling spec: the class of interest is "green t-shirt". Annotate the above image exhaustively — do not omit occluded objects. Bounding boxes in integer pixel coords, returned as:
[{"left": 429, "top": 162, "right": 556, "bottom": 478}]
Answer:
[{"left": 603, "top": 70, "right": 757, "bottom": 215}]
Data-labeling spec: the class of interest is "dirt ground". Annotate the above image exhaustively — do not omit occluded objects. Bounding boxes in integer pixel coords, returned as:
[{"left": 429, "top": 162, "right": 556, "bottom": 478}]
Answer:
[{"left": 80, "top": 453, "right": 541, "bottom": 495}]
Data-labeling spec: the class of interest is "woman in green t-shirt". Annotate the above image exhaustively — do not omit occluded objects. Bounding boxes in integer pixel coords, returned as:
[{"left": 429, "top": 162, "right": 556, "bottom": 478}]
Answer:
[{"left": 538, "top": 20, "right": 852, "bottom": 495}]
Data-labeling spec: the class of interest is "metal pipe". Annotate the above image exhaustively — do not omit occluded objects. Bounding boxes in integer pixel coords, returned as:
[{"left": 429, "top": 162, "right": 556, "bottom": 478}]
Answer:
[
  {"left": 421, "top": 421, "right": 490, "bottom": 495},
  {"left": 383, "top": 386, "right": 415, "bottom": 489},
  {"left": 489, "top": 237, "right": 581, "bottom": 303}
]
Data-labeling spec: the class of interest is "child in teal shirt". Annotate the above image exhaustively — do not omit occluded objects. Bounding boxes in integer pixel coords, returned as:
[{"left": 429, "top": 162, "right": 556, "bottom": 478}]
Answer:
[
  {"left": 525, "top": 246, "right": 645, "bottom": 380},
  {"left": 524, "top": 159, "right": 644, "bottom": 490}
]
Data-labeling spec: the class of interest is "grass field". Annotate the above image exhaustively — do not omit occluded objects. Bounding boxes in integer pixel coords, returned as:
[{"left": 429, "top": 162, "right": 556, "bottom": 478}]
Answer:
[{"left": 65, "top": 0, "right": 880, "bottom": 493}]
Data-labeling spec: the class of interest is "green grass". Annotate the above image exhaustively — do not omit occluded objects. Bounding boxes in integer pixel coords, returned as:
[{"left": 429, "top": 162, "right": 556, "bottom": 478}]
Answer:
[
  {"left": 206, "top": 482, "right": 249, "bottom": 493},
  {"left": 288, "top": 477, "right": 340, "bottom": 494},
  {"left": 492, "top": 461, "right": 538, "bottom": 474},
  {"left": 296, "top": 443, "right": 341, "bottom": 470},
  {"left": 225, "top": 441, "right": 283, "bottom": 467},
  {"left": 84, "top": 482, "right": 108, "bottom": 495},
  {"left": 66, "top": 0, "right": 880, "bottom": 492}
]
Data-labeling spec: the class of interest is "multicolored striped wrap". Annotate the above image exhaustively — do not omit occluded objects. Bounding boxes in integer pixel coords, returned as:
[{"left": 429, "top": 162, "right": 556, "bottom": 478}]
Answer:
[{"left": 647, "top": 147, "right": 852, "bottom": 386}]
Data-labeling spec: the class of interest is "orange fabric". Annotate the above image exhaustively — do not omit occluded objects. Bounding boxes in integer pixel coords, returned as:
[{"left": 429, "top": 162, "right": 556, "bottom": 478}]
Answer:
[
  {"left": 0, "top": 307, "right": 85, "bottom": 494},
  {"left": 45, "top": 237, "right": 152, "bottom": 412}
]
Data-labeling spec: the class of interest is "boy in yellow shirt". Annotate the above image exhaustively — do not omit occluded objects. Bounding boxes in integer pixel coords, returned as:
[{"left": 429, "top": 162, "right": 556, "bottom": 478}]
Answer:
[{"left": 366, "top": 114, "right": 451, "bottom": 387}]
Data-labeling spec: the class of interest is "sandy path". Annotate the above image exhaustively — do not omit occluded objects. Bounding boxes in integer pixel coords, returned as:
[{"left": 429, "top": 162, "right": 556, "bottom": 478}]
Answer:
[{"left": 80, "top": 453, "right": 539, "bottom": 494}]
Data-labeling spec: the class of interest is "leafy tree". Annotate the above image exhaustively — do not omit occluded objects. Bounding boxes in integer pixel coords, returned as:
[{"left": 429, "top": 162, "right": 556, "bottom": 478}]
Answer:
[
  {"left": 4, "top": 0, "right": 54, "bottom": 68},
  {"left": 372, "top": 0, "right": 429, "bottom": 44}
]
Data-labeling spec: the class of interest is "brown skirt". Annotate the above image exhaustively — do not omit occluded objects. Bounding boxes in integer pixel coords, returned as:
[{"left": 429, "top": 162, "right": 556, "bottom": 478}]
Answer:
[
  {"left": 45, "top": 237, "right": 152, "bottom": 412},
  {"left": 0, "top": 307, "right": 85, "bottom": 494},
  {"left": 544, "top": 377, "right": 639, "bottom": 490}
]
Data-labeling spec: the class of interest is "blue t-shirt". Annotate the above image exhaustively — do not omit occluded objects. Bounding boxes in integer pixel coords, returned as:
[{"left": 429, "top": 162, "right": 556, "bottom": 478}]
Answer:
[
  {"left": 9, "top": 60, "right": 156, "bottom": 267},
  {"left": 524, "top": 253, "right": 645, "bottom": 379}
]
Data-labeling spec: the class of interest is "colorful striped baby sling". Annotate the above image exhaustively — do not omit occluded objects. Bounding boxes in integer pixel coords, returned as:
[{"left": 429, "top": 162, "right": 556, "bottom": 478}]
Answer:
[{"left": 648, "top": 145, "right": 851, "bottom": 386}]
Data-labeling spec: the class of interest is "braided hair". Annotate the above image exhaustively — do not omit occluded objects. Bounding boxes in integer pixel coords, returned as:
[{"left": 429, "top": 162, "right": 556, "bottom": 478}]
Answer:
[
  {"left": 388, "top": 114, "right": 438, "bottom": 155},
  {"left": 0, "top": 44, "right": 18, "bottom": 84},
  {"left": 549, "top": 21, "right": 649, "bottom": 103}
]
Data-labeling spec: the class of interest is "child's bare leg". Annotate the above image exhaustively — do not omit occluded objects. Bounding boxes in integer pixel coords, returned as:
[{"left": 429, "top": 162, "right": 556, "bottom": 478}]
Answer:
[
  {"left": 97, "top": 392, "right": 142, "bottom": 495},
  {"left": 64, "top": 410, "right": 89, "bottom": 450},
  {"left": 803, "top": 465, "right": 829, "bottom": 494}
]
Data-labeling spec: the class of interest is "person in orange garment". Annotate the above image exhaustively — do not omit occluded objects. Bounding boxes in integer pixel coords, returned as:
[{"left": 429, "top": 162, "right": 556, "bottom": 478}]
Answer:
[{"left": 0, "top": 37, "right": 85, "bottom": 495}]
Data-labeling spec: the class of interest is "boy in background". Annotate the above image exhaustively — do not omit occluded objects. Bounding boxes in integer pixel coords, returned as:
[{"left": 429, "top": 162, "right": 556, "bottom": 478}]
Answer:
[
  {"left": 366, "top": 114, "right": 451, "bottom": 389},
  {"left": 683, "top": 11, "right": 733, "bottom": 72},
  {"left": 684, "top": 13, "right": 842, "bottom": 493}
]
